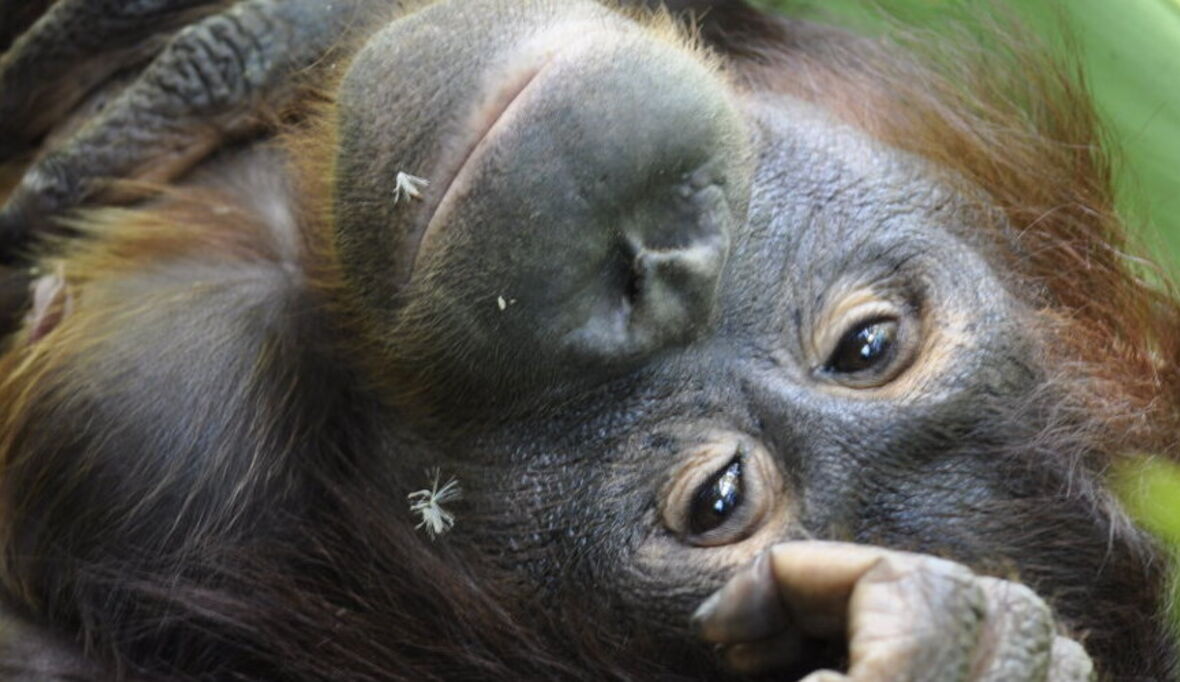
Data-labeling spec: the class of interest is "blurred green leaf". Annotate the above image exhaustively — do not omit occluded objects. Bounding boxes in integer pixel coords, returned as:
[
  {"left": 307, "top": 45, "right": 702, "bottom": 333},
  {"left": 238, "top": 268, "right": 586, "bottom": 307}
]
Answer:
[
  {"left": 1118, "top": 457, "right": 1180, "bottom": 544},
  {"left": 1116, "top": 457, "right": 1180, "bottom": 621}
]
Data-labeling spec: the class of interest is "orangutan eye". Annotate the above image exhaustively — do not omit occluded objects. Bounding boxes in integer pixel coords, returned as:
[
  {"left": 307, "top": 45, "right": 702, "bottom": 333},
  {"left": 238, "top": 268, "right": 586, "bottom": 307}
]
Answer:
[
  {"left": 688, "top": 456, "right": 743, "bottom": 535},
  {"left": 662, "top": 437, "right": 781, "bottom": 548},
  {"left": 813, "top": 297, "right": 919, "bottom": 389},
  {"left": 825, "top": 317, "right": 898, "bottom": 375}
]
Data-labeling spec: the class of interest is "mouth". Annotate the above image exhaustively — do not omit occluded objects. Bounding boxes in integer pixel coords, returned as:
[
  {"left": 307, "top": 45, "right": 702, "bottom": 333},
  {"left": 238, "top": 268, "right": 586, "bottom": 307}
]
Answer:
[{"left": 409, "top": 59, "right": 556, "bottom": 277}]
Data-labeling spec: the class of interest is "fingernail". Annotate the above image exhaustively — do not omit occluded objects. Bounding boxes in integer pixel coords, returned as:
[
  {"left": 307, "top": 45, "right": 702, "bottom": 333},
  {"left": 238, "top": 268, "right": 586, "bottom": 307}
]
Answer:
[{"left": 692, "top": 590, "right": 723, "bottom": 627}]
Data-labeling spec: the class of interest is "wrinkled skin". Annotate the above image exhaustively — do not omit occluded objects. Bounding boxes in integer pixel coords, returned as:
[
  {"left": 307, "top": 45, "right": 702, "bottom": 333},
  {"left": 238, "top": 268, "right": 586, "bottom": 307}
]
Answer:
[{"left": 0, "top": 1, "right": 1173, "bottom": 680}]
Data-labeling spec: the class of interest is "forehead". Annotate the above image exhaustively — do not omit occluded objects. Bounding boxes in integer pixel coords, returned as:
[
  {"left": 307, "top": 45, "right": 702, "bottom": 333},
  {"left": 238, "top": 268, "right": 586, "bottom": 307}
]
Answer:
[
  {"left": 734, "top": 92, "right": 989, "bottom": 272},
  {"left": 717, "top": 92, "right": 1014, "bottom": 316}
]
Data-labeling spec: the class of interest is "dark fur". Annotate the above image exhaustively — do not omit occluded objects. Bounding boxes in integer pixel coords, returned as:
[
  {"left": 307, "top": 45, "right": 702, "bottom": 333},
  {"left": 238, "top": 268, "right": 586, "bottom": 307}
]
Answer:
[{"left": 1, "top": 1, "right": 1177, "bottom": 680}]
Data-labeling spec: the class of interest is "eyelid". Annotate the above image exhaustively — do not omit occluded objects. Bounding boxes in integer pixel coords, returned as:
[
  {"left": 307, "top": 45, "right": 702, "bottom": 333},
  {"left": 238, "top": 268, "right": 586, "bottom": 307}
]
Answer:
[
  {"left": 661, "top": 436, "right": 779, "bottom": 547},
  {"left": 688, "top": 453, "right": 744, "bottom": 535},
  {"left": 809, "top": 292, "right": 900, "bottom": 366},
  {"left": 806, "top": 283, "right": 925, "bottom": 390}
]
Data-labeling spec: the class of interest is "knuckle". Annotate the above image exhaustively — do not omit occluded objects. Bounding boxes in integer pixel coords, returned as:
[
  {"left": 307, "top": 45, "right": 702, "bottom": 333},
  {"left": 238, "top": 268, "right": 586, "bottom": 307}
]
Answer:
[
  {"left": 868, "top": 552, "right": 977, "bottom": 594},
  {"left": 977, "top": 576, "right": 1054, "bottom": 634},
  {"left": 146, "top": 8, "right": 272, "bottom": 114},
  {"left": 6, "top": 161, "right": 74, "bottom": 221},
  {"left": 969, "top": 578, "right": 1062, "bottom": 681},
  {"left": 977, "top": 577, "right": 1049, "bottom": 609},
  {"left": 865, "top": 555, "right": 987, "bottom": 639},
  {"left": 1049, "top": 636, "right": 1095, "bottom": 682},
  {"left": 854, "top": 555, "right": 987, "bottom": 643}
]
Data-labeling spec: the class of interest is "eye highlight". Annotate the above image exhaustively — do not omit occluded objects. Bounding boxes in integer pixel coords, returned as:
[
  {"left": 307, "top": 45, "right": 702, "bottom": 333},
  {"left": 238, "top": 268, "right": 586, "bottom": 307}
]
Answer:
[
  {"left": 688, "top": 456, "right": 743, "bottom": 535},
  {"left": 811, "top": 292, "right": 919, "bottom": 389},
  {"left": 824, "top": 317, "right": 898, "bottom": 375},
  {"left": 662, "top": 437, "right": 780, "bottom": 548}
]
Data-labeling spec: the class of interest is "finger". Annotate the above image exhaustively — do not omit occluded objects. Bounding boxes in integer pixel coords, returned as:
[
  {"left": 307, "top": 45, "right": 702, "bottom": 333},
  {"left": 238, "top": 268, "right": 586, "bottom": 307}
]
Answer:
[
  {"left": 698, "top": 541, "right": 985, "bottom": 679},
  {"left": 970, "top": 577, "right": 1054, "bottom": 682},
  {"left": 799, "top": 670, "right": 847, "bottom": 682},
  {"left": 0, "top": 0, "right": 224, "bottom": 160},
  {"left": 1047, "top": 636, "right": 1095, "bottom": 682},
  {"left": 0, "top": 0, "right": 387, "bottom": 260},
  {"left": 841, "top": 547, "right": 984, "bottom": 681},
  {"left": 693, "top": 550, "right": 791, "bottom": 644},
  {"left": 692, "top": 549, "right": 819, "bottom": 676},
  {"left": 765, "top": 540, "right": 939, "bottom": 637},
  {"left": 707, "top": 541, "right": 1090, "bottom": 681},
  {"left": 722, "top": 629, "right": 807, "bottom": 676},
  {"left": 25, "top": 263, "right": 72, "bottom": 343}
]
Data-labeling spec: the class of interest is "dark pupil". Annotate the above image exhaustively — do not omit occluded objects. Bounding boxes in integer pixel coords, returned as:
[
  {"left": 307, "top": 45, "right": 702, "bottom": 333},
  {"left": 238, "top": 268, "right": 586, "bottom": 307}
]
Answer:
[
  {"left": 828, "top": 319, "right": 895, "bottom": 374},
  {"left": 689, "top": 458, "right": 743, "bottom": 535}
]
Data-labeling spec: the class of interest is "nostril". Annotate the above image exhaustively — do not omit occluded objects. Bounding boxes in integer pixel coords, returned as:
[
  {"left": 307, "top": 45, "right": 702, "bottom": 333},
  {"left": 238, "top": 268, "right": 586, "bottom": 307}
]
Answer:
[
  {"left": 565, "top": 227, "right": 728, "bottom": 364},
  {"left": 634, "top": 237, "right": 727, "bottom": 305},
  {"left": 648, "top": 239, "right": 727, "bottom": 281},
  {"left": 625, "top": 260, "right": 644, "bottom": 308},
  {"left": 587, "top": 171, "right": 733, "bottom": 359}
]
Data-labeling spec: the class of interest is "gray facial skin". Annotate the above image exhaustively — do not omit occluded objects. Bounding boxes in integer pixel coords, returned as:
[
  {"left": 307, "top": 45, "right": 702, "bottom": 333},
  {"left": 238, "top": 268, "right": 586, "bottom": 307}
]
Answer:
[
  {"left": 339, "top": 0, "right": 1027, "bottom": 599},
  {"left": 0, "top": 0, "right": 1172, "bottom": 680}
]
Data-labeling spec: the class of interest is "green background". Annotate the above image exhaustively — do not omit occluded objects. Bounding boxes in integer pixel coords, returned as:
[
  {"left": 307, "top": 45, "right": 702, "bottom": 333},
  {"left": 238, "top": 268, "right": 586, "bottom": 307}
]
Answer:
[{"left": 759, "top": 0, "right": 1180, "bottom": 613}]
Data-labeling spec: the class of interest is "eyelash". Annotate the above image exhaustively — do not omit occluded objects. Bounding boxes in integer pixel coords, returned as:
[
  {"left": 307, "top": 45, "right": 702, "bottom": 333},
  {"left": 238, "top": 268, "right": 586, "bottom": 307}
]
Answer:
[
  {"left": 687, "top": 454, "right": 744, "bottom": 536},
  {"left": 662, "top": 438, "right": 779, "bottom": 548},
  {"left": 811, "top": 297, "right": 920, "bottom": 389}
]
